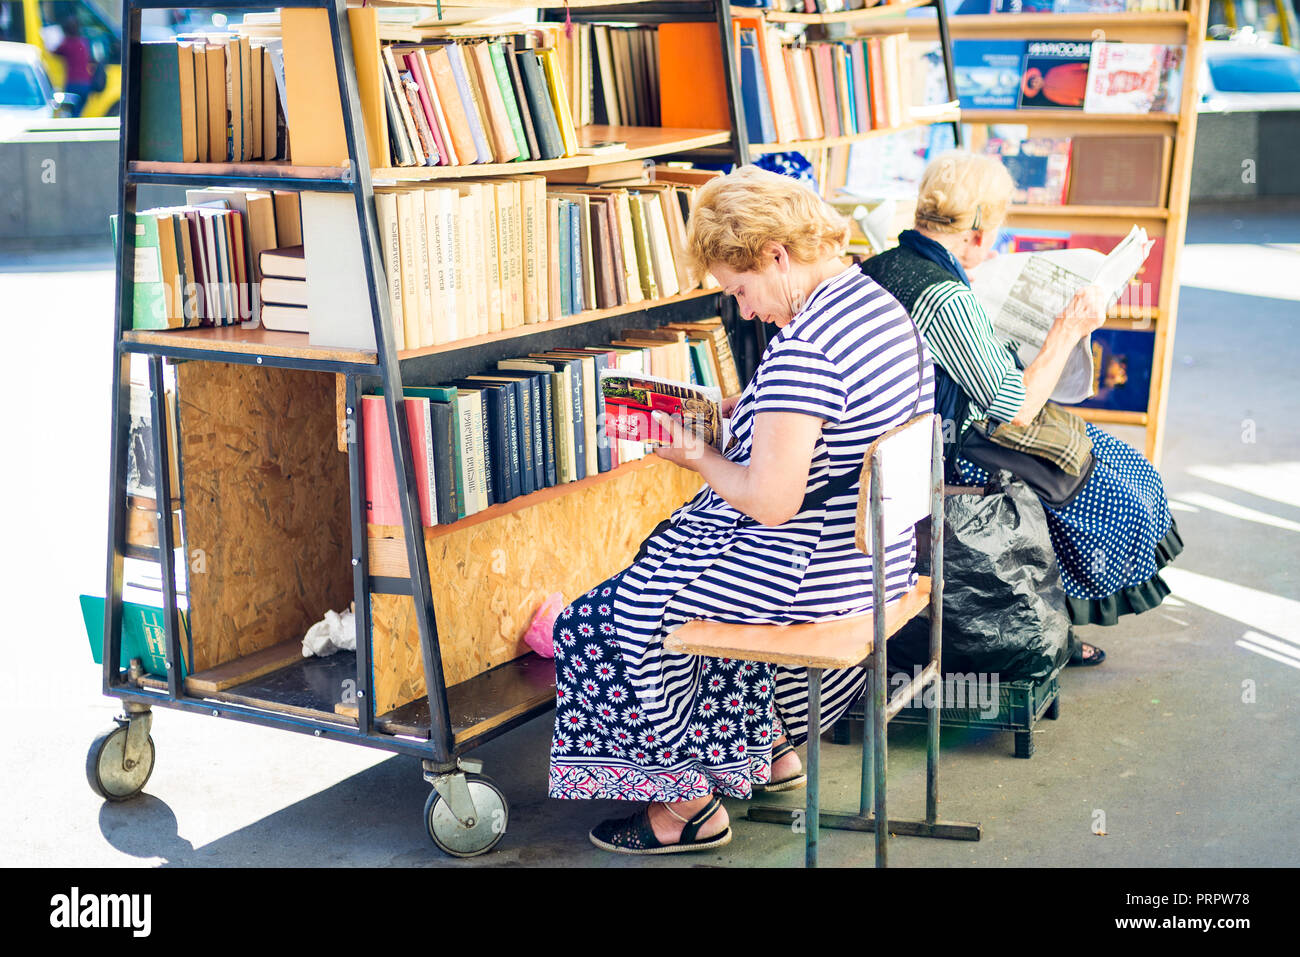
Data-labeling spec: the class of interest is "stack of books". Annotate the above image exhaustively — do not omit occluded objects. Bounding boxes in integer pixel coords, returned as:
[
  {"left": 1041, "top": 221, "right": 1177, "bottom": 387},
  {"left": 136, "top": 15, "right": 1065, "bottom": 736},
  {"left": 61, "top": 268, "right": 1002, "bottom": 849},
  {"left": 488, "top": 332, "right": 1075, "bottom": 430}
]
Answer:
[
  {"left": 137, "top": 33, "right": 286, "bottom": 163},
  {"left": 732, "top": 16, "right": 914, "bottom": 145},
  {"left": 111, "top": 189, "right": 302, "bottom": 330},
  {"left": 362, "top": 319, "right": 740, "bottom": 526},
  {"left": 259, "top": 247, "right": 308, "bottom": 333}
]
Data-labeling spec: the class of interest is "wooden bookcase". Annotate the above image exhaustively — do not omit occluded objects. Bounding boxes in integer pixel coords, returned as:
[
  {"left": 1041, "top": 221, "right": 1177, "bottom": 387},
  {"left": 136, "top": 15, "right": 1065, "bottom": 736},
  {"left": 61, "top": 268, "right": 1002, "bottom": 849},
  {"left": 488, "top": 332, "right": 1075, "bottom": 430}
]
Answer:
[
  {"left": 98, "top": 0, "right": 964, "bottom": 850},
  {"left": 907, "top": 1, "right": 1210, "bottom": 464}
]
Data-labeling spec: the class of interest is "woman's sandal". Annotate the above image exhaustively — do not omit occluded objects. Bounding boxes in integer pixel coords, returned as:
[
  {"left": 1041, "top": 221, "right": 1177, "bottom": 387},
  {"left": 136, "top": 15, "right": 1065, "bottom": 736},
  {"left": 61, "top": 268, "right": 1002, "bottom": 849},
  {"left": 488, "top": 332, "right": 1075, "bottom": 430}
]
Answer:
[
  {"left": 753, "top": 739, "right": 808, "bottom": 793},
  {"left": 588, "top": 795, "right": 732, "bottom": 855}
]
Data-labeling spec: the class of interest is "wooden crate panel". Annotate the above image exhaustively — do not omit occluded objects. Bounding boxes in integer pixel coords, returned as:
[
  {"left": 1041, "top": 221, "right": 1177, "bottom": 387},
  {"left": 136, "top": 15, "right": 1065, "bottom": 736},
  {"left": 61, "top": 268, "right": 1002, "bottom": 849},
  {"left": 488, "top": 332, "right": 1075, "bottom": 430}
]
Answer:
[
  {"left": 179, "top": 362, "right": 353, "bottom": 671},
  {"left": 369, "top": 458, "right": 703, "bottom": 715}
]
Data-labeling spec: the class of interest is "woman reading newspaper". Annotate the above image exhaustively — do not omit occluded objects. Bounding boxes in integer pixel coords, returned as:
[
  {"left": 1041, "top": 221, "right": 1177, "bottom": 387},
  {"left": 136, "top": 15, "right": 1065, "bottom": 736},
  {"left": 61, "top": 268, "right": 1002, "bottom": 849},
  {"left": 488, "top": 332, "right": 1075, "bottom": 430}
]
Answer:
[
  {"left": 861, "top": 150, "right": 1182, "bottom": 668},
  {"left": 547, "top": 166, "right": 933, "bottom": 854}
]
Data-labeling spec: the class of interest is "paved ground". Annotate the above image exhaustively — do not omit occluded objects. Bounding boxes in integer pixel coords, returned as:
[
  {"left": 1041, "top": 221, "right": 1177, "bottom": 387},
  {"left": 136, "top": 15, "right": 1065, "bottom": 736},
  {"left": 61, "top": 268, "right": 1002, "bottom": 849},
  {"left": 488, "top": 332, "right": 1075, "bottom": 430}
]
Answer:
[{"left": 2, "top": 200, "right": 1297, "bottom": 867}]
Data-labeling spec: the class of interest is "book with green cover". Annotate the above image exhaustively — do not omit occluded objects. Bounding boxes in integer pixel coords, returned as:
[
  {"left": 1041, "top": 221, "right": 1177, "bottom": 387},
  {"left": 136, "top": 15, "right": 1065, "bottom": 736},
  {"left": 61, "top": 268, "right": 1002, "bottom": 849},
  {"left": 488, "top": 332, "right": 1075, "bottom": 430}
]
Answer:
[
  {"left": 138, "top": 42, "right": 186, "bottom": 161},
  {"left": 489, "top": 41, "right": 530, "bottom": 163},
  {"left": 377, "top": 385, "right": 464, "bottom": 521},
  {"left": 81, "top": 592, "right": 189, "bottom": 679},
  {"left": 110, "top": 213, "right": 171, "bottom": 330}
]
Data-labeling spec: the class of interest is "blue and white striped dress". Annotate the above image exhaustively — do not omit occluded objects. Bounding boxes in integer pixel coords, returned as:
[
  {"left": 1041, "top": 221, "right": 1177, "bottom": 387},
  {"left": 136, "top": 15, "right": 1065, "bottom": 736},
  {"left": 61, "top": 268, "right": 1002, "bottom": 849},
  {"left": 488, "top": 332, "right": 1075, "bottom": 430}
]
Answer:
[{"left": 548, "top": 267, "right": 934, "bottom": 802}]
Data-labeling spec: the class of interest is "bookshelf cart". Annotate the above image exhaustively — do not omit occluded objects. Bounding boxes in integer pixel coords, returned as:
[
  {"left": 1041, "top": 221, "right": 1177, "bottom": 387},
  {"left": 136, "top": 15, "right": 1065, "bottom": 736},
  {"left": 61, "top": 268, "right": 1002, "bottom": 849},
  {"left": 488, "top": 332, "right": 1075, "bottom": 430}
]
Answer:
[
  {"left": 907, "top": 1, "right": 1210, "bottom": 465},
  {"left": 91, "top": 0, "right": 964, "bottom": 857}
]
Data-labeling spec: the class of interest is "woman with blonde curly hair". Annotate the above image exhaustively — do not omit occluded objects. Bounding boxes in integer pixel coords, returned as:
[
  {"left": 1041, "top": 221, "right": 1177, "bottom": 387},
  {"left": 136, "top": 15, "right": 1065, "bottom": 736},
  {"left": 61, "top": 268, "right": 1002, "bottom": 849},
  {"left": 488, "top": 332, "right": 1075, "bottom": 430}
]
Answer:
[
  {"left": 861, "top": 150, "right": 1182, "bottom": 666},
  {"left": 548, "top": 165, "right": 932, "bottom": 854}
]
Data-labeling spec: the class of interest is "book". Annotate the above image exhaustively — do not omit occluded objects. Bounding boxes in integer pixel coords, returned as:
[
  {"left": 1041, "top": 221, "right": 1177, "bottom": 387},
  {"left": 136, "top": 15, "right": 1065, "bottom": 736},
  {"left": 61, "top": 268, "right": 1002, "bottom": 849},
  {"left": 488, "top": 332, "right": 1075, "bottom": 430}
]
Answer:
[
  {"left": 1066, "top": 135, "right": 1171, "bottom": 207},
  {"left": 954, "top": 40, "right": 1027, "bottom": 110},
  {"left": 1017, "top": 40, "right": 1091, "bottom": 110},
  {"left": 601, "top": 369, "right": 726, "bottom": 452},
  {"left": 1075, "top": 328, "right": 1154, "bottom": 414},
  {"left": 299, "top": 192, "right": 375, "bottom": 350},
  {"left": 1067, "top": 233, "right": 1164, "bottom": 309},
  {"left": 138, "top": 42, "right": 198, "bottom": 162},
  {"left": 81, "top": 592, "right": 190, "bottom": 679},
  {"left": 980, "top": 129, "right": 1073, "bottom": 205},
  {"left": 1084, "top": 42, "right": 1182, "bottom": 114},
  {"left": 516, "top": 49, "right": 564, "bottom": 161},
  {"left": 738, "top": 28, "right": 776, "bottom": 145},
  {"left": 658, "top": 22, "right": 731, "bottom": 131},
  {"left": 261, "top": 303, "right": 309, "bottom": 333}
]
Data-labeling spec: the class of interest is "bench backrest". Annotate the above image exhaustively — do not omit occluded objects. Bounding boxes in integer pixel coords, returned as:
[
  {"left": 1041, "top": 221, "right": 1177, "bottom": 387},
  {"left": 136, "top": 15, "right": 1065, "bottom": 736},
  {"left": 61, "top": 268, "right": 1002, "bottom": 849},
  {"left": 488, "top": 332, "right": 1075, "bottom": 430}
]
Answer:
[{"left": 854, "top": 413, "right": 939, "bottom": 556}]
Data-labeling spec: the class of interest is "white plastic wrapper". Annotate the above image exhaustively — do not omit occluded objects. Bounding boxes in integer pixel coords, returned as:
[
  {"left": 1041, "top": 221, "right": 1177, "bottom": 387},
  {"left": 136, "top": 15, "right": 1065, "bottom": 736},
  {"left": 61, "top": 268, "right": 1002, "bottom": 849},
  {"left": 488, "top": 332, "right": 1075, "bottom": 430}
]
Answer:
[{"left": 301, "top": 606, "right": 356, "bottom": 658}]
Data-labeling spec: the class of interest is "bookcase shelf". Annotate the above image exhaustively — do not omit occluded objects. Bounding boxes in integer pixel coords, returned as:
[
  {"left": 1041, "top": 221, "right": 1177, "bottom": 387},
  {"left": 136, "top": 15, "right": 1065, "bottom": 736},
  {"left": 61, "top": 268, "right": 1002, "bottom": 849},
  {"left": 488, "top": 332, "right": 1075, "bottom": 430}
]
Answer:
[
  {"left": 122, "top": 325, "right": 379, "bottom": 370},
  {"left": 751, "top": 105, "right": 962, "bottom": 153},
  {"left": 764, "top": 0, "right": 933, "bottom": 26},
  {"left": 961, "top": 110, "right": 1180, "bottom": 127},
  {"left": 367, "top": 455, "right": 669, "bottom": 577},
  {"left": 1074, "top": 407, "right": 1149, "bottom": 428},
  {"left": 1010, "top": 204, "right": 1171, "bottom": 220},
  {"left": 910, "top": 11, "right": 1192, "bottom": 38},
  {"left": 394, "top": 287, "right": 717, "bottom": 360},
  {"left": 372, "top": 125, "right": 731, "bottom": 182}
]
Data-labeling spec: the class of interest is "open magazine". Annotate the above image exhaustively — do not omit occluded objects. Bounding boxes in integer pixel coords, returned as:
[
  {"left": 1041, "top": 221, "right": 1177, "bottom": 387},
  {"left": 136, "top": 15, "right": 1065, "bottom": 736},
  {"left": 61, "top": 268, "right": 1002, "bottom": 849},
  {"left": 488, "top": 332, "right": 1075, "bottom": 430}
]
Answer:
[
  {"left": 600, "top": 369, "right": 729, "bottom": 453},
  {"left": 970, "top": 226, "right": 1154, "bottom": 404}
]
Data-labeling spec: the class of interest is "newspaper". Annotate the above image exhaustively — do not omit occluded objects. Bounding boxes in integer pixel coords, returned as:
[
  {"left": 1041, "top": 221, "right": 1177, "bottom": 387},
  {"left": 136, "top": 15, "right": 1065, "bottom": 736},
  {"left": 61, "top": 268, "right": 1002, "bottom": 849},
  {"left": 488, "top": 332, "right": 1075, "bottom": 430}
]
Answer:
[
  {"left": 970, "top": 226, "right": 1154, "bottom": 403},
  {"left": 600, "top": 369, "right": 729, "bottom": 453}
]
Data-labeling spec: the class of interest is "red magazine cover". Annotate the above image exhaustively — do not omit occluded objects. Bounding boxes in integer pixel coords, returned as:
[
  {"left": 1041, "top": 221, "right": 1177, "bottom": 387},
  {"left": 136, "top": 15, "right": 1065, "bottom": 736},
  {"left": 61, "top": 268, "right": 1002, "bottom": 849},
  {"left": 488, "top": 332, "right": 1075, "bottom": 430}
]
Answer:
[
  {"left": 1067, "top": 233, "right": 1164, "bottom": 310},
  {"left": 600, "top": 370, "right": 726, "bottom": 452}
]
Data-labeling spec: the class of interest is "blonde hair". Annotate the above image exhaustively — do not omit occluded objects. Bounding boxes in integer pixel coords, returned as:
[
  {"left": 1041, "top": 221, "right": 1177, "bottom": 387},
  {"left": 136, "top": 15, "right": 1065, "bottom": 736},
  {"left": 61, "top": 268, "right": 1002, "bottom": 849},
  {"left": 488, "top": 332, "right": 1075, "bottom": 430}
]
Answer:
[
  {"left": 684, "top": 165, "right": 850, "bottom": 280},
  {"left": 914, "top": 150, "right": 1014, "bottom": 234}
]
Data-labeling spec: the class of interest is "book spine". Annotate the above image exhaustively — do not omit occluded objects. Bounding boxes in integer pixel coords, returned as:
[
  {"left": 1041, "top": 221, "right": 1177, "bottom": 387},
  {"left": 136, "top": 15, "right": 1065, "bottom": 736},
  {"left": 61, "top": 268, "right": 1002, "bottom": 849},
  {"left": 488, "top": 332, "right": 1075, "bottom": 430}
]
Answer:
[
  {"left": 567, "top": 362, "right": 586, "bottom": 482},
  {"left": 503, "top": 386, "right": 522, "bottom": 500},
  {"left": 592, "top": 354, "right": 613, "bottom": 473},
  {"left": 569, "top": 201, "right": 584, "bottom": 313},
  {"left": 427, "top": 401, "right": 457, "bottom": 524},
  {"left": 516, "top": 380, "right": 536, "bottom": 495},
  {"left": 539, "top": 375, "right": 557, "bottom": 487}
]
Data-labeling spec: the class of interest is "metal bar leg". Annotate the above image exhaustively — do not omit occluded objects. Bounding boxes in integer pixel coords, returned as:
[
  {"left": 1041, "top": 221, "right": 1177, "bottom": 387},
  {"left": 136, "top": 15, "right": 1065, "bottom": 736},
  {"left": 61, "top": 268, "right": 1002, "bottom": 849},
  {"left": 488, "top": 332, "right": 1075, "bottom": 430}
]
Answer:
[
  {"left": 871, "top": 466, "right": 888, "bottom": 868},
  {"left": 926, "top": 416, "right": 945, "bottom": 824},
  {"left": 859, "top": 671, "right": 873, "bottom": 816},
  {"left": 806, "top": 668, "right": 821, "bottom": 868},
  {"left": 147, "top": 356, "right": 183, "bottom": 698},
  {"left": 933, "top": 0, "right": 962, "bottom": 148}
]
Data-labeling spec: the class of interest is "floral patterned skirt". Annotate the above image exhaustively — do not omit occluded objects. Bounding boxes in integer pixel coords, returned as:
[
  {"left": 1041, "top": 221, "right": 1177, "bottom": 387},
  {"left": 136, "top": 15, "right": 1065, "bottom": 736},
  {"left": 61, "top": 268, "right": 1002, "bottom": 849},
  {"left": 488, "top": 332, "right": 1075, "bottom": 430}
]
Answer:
[{"left": 547, "top": 571, "right": 867, "bottom": 802}]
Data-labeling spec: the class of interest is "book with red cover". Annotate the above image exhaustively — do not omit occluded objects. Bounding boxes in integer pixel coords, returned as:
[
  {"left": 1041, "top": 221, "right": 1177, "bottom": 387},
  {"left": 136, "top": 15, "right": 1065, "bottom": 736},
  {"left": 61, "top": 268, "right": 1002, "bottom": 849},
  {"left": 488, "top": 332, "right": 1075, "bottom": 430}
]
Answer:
[
  {"left": 361, "top": 394, "right": 438, "bottom": 527},
  {"left": 1067, "top": 233, "right": 1165, "bottom": 309},
  {"left": 600, "top": 369, "right": 725, "bottom": 452},
  {"left": 812, "top": 43, "right": 841, "bottom": 139}
]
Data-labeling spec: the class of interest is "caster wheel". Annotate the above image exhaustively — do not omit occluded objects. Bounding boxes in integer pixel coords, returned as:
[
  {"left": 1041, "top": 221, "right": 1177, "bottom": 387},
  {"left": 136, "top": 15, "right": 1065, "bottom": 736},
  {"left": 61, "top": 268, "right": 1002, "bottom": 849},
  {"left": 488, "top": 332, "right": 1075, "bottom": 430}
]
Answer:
[
  {"left": 86, "top": 723, "right": 155, "bottom": 801},
  {"left": 424, "top": 774, "right": 508, "bottom": 858}
]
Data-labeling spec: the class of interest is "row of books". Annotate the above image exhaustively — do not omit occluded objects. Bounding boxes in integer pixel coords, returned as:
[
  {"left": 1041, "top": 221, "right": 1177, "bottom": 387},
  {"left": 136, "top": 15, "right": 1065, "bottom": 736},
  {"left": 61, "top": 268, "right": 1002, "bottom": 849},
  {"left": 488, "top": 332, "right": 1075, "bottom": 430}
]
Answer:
[
  {"left": 567, "top": 22, "right": 662, "bottom": 128},
  {"left": 954, "top": 39, "right": 1185, "bottom": 113},
  {"left": 377, "top": 37, "right": 588, "bottom": 168},
  {"left": 363, "top": 321, "right": 739, "bottom": 526},
  {"left": 138, "top": 35, "right": 285, "bottom": 164},
  {"left": 113, "top": 190, "right": 303, "bottom": 330},
  {"left": 736, "top": 21, "right": 913, "bottom": 145},
  {"left": 968, "top": 0, "right": 1183, "bottom": 12},
  {"left": 972, "top": 126, "right": 1172, "bottom": 206},
  {"left": 996, "top": 228, "right": 1166, "bottom": 307},
  {"left": 371, "top": 168, "right": 720, "bottom": 350}
]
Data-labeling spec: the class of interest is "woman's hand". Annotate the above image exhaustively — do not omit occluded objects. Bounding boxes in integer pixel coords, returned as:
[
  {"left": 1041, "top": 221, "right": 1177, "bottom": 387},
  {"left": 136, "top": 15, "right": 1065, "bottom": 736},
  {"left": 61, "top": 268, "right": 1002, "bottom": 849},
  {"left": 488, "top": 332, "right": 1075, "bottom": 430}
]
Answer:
[
  {"left": 1057, "top": 284, "right": 1107, "bottom": 341},
  {"left": 720, "top": 395, "right": 741, "bottom": 419},
  {"left": 650, "top": 411, "right": 714, "bottom": 472}
]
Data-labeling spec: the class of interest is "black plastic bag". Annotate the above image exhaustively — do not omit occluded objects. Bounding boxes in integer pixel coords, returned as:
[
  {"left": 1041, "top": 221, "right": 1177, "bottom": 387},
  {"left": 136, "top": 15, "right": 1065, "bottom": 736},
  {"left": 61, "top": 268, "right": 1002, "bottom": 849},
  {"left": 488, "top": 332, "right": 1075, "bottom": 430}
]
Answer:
[{"left": 888, "top": 471, "right": 1071, "bottom": 683}]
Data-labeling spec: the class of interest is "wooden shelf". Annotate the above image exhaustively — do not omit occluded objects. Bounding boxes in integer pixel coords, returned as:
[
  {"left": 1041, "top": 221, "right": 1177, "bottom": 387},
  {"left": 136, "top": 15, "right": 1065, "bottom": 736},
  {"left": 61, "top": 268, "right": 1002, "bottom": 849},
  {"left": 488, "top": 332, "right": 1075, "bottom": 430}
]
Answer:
[
  {"left": 962, "top": 110, "right": 1179, "bottom": 125},
  {"left": 368, "top": 456, "right": 669, "bottom": 577},
  {"left": 130, "top": 159, "right": 348, "bottom": 180},
  {"left": 912, "top": 11, "right": 1191, "bottom": 37},
  {"left": 752, "top": 105, "right": 960, "bottom": 153},
  {"left": 765, "top": 0, "right": 932, "bottom": 26},
  {"left": 1009, "top": 204, "right": 1170, "bottom": 220},
  {"left": 335, "top": 653, "right": 557, "bottom": 749},
  {"left": 396, "top": 288, "right": 718, "bottom": 359},
  {"left": 122, "top": 325, "right": 379, "bottom": 366},
  {"left": 373, "top": 125, "right": 730, "bottom": 182},
  {"left": 1071, "top": 407, "right": 1149, "bottom": 427},
  {"left": 185, "top": 641, "right": 362, "bottom": 725}
]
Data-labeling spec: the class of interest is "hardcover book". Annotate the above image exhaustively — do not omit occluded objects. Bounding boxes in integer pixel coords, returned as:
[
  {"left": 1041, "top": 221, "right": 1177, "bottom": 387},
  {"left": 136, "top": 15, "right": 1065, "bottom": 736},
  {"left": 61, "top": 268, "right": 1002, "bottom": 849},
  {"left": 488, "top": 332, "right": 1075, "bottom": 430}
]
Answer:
[{"left": 601, "top": 369, "right": 727, "bottom": 452}]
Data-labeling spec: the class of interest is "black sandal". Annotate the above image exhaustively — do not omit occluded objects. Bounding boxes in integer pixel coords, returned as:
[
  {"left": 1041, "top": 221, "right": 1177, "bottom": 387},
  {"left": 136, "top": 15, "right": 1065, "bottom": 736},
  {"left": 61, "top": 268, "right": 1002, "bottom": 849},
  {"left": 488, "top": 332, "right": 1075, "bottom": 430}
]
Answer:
[
  {"left": 589, "top": 795, "right": 732, "bottom": 855},
  {"left": 753, "top": 739, "right": 807, "bottom": 793},
  {"left": 1069, "top": 642, "right": 1107, "bottom": 667}
]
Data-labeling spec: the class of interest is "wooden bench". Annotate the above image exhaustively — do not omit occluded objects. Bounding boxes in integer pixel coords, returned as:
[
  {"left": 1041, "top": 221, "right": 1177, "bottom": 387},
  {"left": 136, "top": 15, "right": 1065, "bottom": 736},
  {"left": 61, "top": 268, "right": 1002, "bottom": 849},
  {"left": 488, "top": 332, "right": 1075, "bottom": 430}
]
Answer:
[{"left": 665, "top": 414, "right": 981, "bottom": 867}]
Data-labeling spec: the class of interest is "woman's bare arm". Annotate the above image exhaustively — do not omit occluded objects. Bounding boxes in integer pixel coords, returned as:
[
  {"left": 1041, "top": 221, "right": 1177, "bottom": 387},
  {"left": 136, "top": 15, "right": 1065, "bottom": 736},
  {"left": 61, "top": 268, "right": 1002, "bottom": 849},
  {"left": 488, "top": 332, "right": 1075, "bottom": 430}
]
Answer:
[
  {"left": 1010, "top": 284, "right": 1107, "bottom": 427},
  {"left": 652, "top": 410, "right": 822, "bottom": 526}
]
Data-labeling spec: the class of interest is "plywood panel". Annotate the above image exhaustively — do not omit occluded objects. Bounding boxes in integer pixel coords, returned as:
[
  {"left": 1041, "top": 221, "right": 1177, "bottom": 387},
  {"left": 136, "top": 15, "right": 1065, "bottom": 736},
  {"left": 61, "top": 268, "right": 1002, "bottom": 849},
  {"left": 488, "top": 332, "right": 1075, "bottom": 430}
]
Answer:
[
  {"left": 369, "top": 458, "right": 704, "bottom": 715},
  {"left": 179, "top": 362, "right": 353, "bottom": 671}
]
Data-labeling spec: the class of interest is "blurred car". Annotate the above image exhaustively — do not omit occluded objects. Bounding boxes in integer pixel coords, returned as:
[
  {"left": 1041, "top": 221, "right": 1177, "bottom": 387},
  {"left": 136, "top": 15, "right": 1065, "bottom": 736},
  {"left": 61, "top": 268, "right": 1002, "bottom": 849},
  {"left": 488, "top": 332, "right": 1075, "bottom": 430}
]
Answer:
[
  {"left": 0, "top": 38, "right": 78, "bottom": 122},
  {"left": 1199, "top": 39, "right": 1300, "bottom": 111}
]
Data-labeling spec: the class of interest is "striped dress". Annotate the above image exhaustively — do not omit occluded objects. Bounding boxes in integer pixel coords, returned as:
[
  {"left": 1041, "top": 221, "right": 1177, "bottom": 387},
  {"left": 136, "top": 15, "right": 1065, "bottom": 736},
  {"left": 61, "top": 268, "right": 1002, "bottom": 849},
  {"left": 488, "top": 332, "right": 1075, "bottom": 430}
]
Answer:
[{"left": 548, "top": 267, "right": 934, "bottom": 802}]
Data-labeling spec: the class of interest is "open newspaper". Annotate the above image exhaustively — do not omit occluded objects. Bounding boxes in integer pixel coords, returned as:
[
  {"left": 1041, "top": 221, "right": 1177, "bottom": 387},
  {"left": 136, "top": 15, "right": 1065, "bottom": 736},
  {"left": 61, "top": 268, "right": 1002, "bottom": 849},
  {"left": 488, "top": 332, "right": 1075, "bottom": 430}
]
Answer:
[
  {"left": 970, "top": 226, "right": 1154, "bottom": 404},
  {"left": 600, "top": 369, "right": 729, "bottom": 453}
]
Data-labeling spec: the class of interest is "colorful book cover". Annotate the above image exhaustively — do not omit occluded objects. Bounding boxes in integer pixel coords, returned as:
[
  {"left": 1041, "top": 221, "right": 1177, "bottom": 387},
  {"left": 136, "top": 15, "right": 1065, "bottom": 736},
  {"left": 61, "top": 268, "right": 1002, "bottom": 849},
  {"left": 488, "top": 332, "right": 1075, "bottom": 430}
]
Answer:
[
  {"left": 953, "top": 40, "right": 1028, "bottom": 110},
  {"left": 1017, "top": 40, "right": 1092, "bottom": 110},
  {"left": 982, "top": 132, "right": 1073, "bottom": 205},
  {"left": 1075, "top": 329, "right": 1154, "bottom": 413},
  {"left": 600, "top": 369, "right": 725, "bottom": 452},
  {"left": 82, "top": 592, "right": 189, "bottom": 679},
  {"left": 1084, "top": 42, "right": 1165, "bottom": 114}
]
